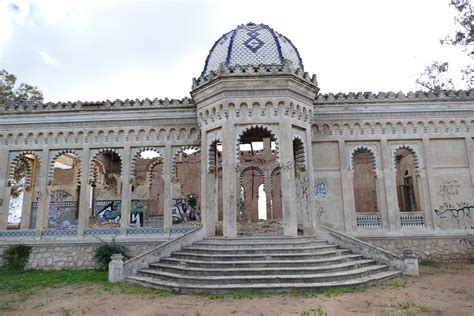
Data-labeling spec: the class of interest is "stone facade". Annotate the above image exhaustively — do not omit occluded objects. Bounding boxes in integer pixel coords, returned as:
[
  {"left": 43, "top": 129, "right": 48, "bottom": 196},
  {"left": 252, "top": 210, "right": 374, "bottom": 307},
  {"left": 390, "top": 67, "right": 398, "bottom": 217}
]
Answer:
[
  {"left": 0, "top": 23, "right": 473, "bottom": 264},
  {"left": 0, "top": 239, "right": 163, "bottom": 269}
]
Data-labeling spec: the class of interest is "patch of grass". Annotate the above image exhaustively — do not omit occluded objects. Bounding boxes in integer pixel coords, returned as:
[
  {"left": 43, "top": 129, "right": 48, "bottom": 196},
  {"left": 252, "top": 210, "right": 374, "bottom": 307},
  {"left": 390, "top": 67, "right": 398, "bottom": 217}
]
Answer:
[
  {"left": 286, "top": 290, "right": 318, "bottom": 298},
  {"left": 102, "top": 282, "right": 173, "bottom": 297},
  {"left": 61, "top": 307, "right": 73, "bottom": 316},
  {"left": 322, "top": 287, "right": 365, "bottom": 297},
  {"left": 207, "top": 293, "right": 225, "bottom": 300},
  {"left": 382, "top": 277, "right": 408, "bottom": 289},
  {"left": 299, "top": 305, "right": 327, "bottom": 316},
  {"left": 0, "top": 269, "right": 108, "bottom": 292},
  {"left": 194, "top": 311, "right": 201, "bottom": 316},
  {"left": 0, "top": 301, "right": 12, "bottom": 310},
  {"left": 0, "top": 269, "right": 174, "bottom": 297},
  {"left": 419, "top": 259, "right": 442, "bottom": 268},
  {"left": 231, "top": 291, "right": 271, "bottom": 299},
  {"left": 419, "top": 305, "right": 430, "bottom": 313},
  {"left": 399, "top": 300, "right": 415, "bottom": 310}
]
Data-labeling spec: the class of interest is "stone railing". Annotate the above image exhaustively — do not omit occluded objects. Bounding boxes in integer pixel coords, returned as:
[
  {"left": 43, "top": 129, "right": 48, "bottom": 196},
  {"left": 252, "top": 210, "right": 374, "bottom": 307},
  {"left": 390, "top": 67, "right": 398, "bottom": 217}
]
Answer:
[
  {"left": 121, "top": 225, "right": 205, "bottom": 278},
  {"left": 316, "top": 89, "right": 474, "bottom": 104},
  {"left": 0, "top": 97, "right": 194, "bottom": 114},
  {"left": 356, "top": 213, "right": 382, "bottom": 228},
  {"left": 192, "top": 60, "right": 318, "bottom": 89},
  {"left": 316, "top": 224, "right": 418, "bottom": 275},
  {"left": 0, "top": 226, "right": 196, "bottom": 240},
  {"left": 400, "top": 212, "right": 425, "bottom": 227}
]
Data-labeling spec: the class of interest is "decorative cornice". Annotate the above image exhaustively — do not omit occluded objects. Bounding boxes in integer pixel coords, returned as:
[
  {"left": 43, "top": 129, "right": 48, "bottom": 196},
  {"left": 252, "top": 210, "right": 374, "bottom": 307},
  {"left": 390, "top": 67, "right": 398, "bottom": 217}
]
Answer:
[
  {"left": 315, "top": 89, "right": 474, "bottom": 105},
  {"left": 0, "top": 97, "right": 194, "bottom": 114},
  {"left": 192, "top": 60, "right": 318, "bottom": 89}
]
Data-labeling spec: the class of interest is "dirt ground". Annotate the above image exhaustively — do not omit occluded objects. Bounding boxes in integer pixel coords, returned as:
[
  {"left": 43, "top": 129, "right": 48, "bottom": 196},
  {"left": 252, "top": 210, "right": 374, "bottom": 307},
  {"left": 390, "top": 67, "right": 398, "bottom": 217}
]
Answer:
[{"left": 0, "top": 264, "right": 473, "bottom": 316}]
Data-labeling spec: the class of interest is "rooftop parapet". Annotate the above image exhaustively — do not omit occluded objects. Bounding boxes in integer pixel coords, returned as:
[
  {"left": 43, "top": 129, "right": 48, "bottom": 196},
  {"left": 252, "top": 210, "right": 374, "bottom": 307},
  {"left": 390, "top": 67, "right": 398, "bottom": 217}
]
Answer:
[
  {"left": 192, "top": 60, "right": 318, "bottom": 89},
  {"left": 315, "top": 89, "right": 474, "bottom": 105},
  {"left": 0, "top": 97, "right": 194, "bottom": 114}
]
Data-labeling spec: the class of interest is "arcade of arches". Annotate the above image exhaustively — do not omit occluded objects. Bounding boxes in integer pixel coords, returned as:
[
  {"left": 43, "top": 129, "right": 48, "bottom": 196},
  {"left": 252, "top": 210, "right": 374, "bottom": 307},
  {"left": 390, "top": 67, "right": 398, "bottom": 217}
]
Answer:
[{"left": 0, "top": 23, "right": 472, "bottom": 266}]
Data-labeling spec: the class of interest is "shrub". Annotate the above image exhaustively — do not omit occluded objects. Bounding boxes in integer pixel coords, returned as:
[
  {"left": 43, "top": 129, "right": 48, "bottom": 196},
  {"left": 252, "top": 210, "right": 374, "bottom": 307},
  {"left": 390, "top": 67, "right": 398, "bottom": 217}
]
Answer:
[
  {"left": 1, "top": 244, "right": 32, "bottom": 271},
  {"left": 92, "top": 241, "right": 129, "bottom": 271}
]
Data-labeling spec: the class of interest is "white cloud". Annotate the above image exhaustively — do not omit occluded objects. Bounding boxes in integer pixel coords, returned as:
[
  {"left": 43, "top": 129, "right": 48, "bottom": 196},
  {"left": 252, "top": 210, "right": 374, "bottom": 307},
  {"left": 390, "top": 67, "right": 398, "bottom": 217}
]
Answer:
[
  {"left": 37, "top": 50, "right": 59, "bottom": 67},
  {"left": 0, "top": 0, "right": 469, "bottom": 102}
]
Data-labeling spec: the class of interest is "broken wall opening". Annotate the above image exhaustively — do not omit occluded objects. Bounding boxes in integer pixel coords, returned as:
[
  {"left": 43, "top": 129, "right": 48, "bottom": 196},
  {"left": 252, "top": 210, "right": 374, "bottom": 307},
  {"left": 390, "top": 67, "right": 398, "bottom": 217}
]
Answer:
[
  {"left": 395, "top": 148, "right": 421, "bottom": 212},
  {"left": 352, "top": 148, "right": 378, "bottom": 213},
  {"left": 48, "top": 153, "right": 81, "bottom": 229}
]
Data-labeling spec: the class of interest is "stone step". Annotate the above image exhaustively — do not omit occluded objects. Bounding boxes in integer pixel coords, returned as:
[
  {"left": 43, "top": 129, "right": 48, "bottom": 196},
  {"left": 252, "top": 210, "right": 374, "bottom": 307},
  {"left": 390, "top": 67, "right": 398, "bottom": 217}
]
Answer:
[
  {"left": 194, "top": 239, "right": 328, "bottom": 248},
  {"left": 180, "top": 244, "right": 338, "bottom": 255},
  {"left": 126, "top": 270, "right": 402, "bottom": 294},
  {"left": 203, "top": 236, "right": 319, "bottom": 242},
  {"left": 158, "top": 254, "right": 363, "bottom": 269},
  {"left": 171, "top": 249, "right": 351, "bottom": 261},
  {"left": 136, "top": 265, "right": 389, "bottom": 285},
  {"left": 147, "top": 259, "right": 375, "bottom": 276}
]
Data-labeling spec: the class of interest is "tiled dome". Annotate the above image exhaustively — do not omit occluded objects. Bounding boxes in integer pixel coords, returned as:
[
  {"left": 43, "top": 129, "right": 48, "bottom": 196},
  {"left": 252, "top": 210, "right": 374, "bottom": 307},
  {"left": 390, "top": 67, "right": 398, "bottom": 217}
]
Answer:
[{"left": 200, "top": 23, "right": 303, "bottom": 79}]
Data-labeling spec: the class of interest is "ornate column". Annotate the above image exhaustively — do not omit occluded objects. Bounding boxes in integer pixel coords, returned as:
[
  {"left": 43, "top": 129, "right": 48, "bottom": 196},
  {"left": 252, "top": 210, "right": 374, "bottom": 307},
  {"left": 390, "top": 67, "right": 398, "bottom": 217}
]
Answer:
[
  {"left": 303, "top": 128, "right": 316, "bottom": 234},
  {"left": 78, "top": 147, "right": 91, "bottom": 236},
  {"left": 19, "top": 158, "right": 36, "bottom": 230},
  {"left": 36, "top": 148, "right": 50, "bottom": 233},
  {"left": 465, "top": 136, "right": 474, "bottom": 195},
  {"left": 264, "top": 167, "right": 272, "bottom": 219},
  {"left": 380, "top": 139, "right": 400, "bottom": 230},
  {"left": 338, "top": 140, "right": 354, "bottom": 233},
  {"left": 200, "top": 133, "right": 217, "bottom": 236},
  {"left": 0, "top": 148, "right": 10, "bottom": 230},
  {"left": 222, "top": 121, "right": 237, "bottom": 237},
  {"left": 162, "top": 144, "right": 173, "bottom": 233},
  {"left": 279, "top": 121, "right": 298, "bottom": 236},
  {"left": 375, "top": 170, "right": 389, "bottom": 230},
  {"left": 421, "top": 138, "right": 436, "bottom": 230},
  {"left": 120, "top": 145, "right": 131, "bottom": 235}
]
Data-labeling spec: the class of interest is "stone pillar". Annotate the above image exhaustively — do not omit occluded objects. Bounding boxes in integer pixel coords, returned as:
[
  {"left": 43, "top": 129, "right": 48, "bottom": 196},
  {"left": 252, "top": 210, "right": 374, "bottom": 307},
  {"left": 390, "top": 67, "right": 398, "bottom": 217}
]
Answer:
[
  {"left": 162, "top": 144, "right": 173, "bottom": 234},
  {"left": 303, "top": 128, "right": 316, "bottom": 235},
  {"left": 36, "top": 149, "right": 50, "bottom": 233},
  {"left": 375, "top": 170, "right": 389, "bottom": 230},
  {"left": 222, "top": 122, "right": 237, "bottom": 237},
  {"left": 78, "top": 147, "right": 91, "bottom": 236},
  {"left": 108, "top": 254, "right": 124, "bottom": 283},
  {"left": 264, "top": 169, "right": 272, "bottom": 220},
  {"left": 465, "top": 137, "right": 474, "bottom": 195},
  {"left": 421, "top": 138, "right": 436, "bottom": 230},
  {"left": 0, "top": 148, "right": 10, "bottom": 230},
  {"left": 200, "top": 133, "right": 217, "bottom": 236},
  {"left": 279, "top": 122, "right": 298, "bottom": 236},
  {"left": 380, "top": 139, "right": 400, "bottom": 231},
  {"left": 19, "top": 180, "right": 34, "bottom": 230},
  {"left": 338, "top": 140, "right": 355, "bottom": 233},
  {"left": 120, "top": 145, "right": 131, "bottom": 235}
]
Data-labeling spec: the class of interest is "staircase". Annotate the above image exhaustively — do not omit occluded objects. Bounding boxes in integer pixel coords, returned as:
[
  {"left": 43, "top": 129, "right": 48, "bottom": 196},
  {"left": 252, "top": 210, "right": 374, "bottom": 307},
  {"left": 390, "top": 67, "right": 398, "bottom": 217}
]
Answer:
[{"left": 126, "top": 236, "right": 401, "bottom": 294}]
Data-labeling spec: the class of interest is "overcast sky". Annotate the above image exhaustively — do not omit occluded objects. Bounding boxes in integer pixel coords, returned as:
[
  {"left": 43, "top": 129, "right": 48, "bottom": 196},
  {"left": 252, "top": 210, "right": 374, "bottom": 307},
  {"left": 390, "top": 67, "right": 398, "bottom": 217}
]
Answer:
[{"left": 0, "top": 0, "right": 470, "bottom": 102}]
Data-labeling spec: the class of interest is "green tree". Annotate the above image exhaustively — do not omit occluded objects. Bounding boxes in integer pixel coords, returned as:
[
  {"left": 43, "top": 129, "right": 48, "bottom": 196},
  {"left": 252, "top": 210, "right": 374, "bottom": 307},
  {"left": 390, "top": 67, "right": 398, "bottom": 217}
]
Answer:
[
  {"left": 0, "top": 69, "right": 43, "bottom": 105},
  {"left": 416, "top": 0, "right": 473, "bottom": 91}
]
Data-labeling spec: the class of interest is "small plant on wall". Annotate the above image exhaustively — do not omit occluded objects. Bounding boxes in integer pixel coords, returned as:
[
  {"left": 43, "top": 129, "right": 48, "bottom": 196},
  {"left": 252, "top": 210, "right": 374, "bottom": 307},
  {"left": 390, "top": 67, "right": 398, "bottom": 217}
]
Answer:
[
  {"left": 92, "top": 238, "right": 129, "bottom": 271},
  {"left": 1, "top": 244, "right": 32, "bottom": 271}
]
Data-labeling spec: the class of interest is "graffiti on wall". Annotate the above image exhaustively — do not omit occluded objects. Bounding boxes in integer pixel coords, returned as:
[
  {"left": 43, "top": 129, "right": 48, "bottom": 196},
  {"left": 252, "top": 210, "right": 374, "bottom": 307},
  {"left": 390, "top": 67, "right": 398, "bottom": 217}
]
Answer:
[
  {"left": 314, "top": 178, "right": 330, "bottom": 197},
  {"left": 48, "top": 190, "right": 78, "bottom": 229},
  {"left": 434, "top": 205, "right": 473, "bottom": 228},
  {"left": 50, "top": 190, "right": 73, "bottom": 203},
  {"left": 96, "top": 200, "right": 121, "bottom": 223},
  {"left": 172, "top": 196, "right": 200, "bottom": 224},
  {"left": 434, "top": 180, "right": 473, "bottom": 229},
  {"left": 315, "top": 199, "right": 327, "bottom": 220},
  {"left": 458, "top": 238, "right": 472, "bottom": 250},
  {"left": 296, "top": 174, "right": 311, "bottom": 219},
  {"left": 437, "top": 180, "right": 460, "bottom": 200},
  {"left": 130, "top": 200, "right": 144, "bottom": 227}
]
